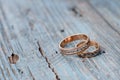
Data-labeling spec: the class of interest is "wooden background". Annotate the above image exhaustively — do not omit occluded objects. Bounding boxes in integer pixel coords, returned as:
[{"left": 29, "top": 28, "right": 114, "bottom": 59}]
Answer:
[{"left": 0, "top": 0, "right": 120, "bottom": 80}]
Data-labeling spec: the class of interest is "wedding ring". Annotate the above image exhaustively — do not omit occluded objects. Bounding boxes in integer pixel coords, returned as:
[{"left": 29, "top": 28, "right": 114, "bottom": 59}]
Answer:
[
  {"left": 76, "top": 41, "right": 100, "bottom": 58},
  {"left": 59, "top": 34, "right": 90, "bottom": 55}
]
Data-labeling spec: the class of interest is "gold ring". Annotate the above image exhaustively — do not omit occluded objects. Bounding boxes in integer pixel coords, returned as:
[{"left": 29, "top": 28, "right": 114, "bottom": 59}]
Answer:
[
  {"left": 59, "top": 34, "right": 90, "bottom": 55},
  {"left": 76, "top": 41, "right": 100, "bottom": 58}
]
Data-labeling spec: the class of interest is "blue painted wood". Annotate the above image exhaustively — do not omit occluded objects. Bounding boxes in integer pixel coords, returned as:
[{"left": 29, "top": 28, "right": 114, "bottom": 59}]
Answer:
[{"left": 0, "top": 0, "right": 120, "bottom": 80}]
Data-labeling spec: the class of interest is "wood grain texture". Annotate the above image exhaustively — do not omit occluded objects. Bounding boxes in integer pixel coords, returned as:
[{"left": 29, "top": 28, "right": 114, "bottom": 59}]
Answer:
[{"left": 0, "top": 0, "right": 120, "bottom": 80}]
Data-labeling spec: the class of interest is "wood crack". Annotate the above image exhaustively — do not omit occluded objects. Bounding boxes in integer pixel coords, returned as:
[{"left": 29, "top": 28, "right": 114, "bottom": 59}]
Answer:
[
  {"left": 37, "top": 42, "right": 60, "bottom": 80},
  {"left": 28, "top": 67, "right": 35, "bottom": 80}
]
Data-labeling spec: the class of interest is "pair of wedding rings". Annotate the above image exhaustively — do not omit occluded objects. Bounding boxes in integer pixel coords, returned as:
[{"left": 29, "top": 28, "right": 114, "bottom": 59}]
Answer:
[{"left": 59, "top": 34, "right": 100, "bottom": 58}]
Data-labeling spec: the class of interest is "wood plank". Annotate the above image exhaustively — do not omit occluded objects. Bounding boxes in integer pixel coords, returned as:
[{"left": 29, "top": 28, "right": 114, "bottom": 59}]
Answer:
[
  {"left": 71, "top": 0, "right": 120, "bottom": 79},
  {"left": 89, "top": 0, "right": 120, "bottom": 33},
  {"left": 0, "top": 0, "right": 120, "bottom": 80},
  {"left": 0, "top": 0, "right": 56, "bottom": 80}
]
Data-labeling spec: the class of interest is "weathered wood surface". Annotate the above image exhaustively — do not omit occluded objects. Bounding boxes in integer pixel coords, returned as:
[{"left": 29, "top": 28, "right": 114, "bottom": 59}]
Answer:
[{"left": 0, "top": 0, "right": 120, "bottom": 80}]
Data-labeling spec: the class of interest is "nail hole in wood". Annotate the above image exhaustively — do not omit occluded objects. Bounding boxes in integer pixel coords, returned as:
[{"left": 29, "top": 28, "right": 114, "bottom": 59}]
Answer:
[
  {"left": 70, "top": 7, "right": 78, "bottom": 15},
  {"left": 17, "top": 69, "right": 23, "bottom": 74},
  {"left": 60, "top": 29, "right": 64, "bottom": 33},
  {"left": 55, "top": 51, "right": 58, "bottom": 54},
  {"left": 8, "top": 53, "right": 19, "bottom": 64},
  {"left": 11, "top": 53, "right": 14, "bottom": 56},
  {"left": 70, "top": 6, "right": 83, "bottom": 17},
  {"left": 102, "top": 51, "right": 106, "bottom": 53}
]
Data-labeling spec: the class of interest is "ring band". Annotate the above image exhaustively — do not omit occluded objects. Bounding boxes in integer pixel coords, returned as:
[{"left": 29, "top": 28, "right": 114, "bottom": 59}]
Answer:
[
  {"left": 59, "top": 34, "right": 90, "bottom": 55},
  {"left": 76, "top": 41, "right": 100, "bottom": 58}
]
